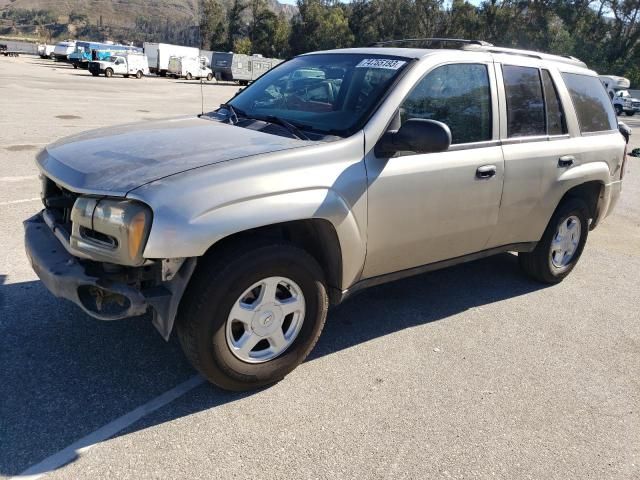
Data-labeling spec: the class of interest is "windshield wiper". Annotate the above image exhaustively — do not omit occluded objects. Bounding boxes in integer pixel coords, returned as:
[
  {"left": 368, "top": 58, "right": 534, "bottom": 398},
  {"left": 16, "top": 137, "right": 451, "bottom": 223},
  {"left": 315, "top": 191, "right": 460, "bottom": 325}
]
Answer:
[{"left": 262, "top": 115, "right": 310, "bottom": 140}]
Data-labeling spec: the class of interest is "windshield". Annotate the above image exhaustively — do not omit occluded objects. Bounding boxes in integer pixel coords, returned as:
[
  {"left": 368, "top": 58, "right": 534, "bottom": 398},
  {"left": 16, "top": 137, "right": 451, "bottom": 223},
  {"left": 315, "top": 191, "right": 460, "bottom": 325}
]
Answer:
[
  {"left": 616, "top": 90, "right": 630, "bottom": 97},
  {"left": 226, "top": 53, "right": 411, "bottom": 137}
]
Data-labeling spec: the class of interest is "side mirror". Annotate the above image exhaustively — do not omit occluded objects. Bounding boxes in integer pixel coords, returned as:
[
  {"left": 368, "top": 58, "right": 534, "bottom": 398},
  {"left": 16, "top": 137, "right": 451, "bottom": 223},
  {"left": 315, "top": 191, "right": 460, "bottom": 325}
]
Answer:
[{"left": 376, "top": 119, "right": 452, "bottom": 157}]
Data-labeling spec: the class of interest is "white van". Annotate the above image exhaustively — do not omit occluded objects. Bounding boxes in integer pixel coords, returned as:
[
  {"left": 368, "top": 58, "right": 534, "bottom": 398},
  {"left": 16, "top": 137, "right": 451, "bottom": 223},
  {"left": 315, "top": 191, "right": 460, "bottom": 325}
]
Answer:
[
  {"left": 89, "top": 53, "right": 150, "bottom": 79},
  {"left": 599, "top": 75, "right": 640, "bottom": 116},
  {"left": 168, "top": 55, "right": 213, "bottom": 81}
]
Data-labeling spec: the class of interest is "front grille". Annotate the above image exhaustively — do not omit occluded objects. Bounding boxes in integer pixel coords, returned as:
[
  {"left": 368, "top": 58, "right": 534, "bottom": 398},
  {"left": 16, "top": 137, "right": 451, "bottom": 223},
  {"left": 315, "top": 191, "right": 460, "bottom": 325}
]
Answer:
[{"left": 41, "top": 176, "right": 79, "bottom": 234}]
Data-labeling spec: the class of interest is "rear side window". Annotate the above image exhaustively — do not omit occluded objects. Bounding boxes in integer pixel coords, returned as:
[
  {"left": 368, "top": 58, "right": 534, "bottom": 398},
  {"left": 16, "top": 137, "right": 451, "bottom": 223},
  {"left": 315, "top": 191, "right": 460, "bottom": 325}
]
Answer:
[
  {"left": 541, "top": 70, "right": 567, "bottom": 135},
  {"left": 561, "top": 73, "right": 617, "bottom": 133},
  {"left": 400, "top": 63, "right": 492, "bottom": 144},
  {"left": 503, "top": 65, "right": 545, "bottom": 137}
]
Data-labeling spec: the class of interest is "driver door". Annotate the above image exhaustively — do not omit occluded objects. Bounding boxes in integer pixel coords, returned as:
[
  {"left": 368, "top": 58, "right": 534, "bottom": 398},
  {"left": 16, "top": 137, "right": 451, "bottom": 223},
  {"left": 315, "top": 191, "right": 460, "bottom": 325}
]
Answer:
[{"left": 362, "top": 62, "right": 505, "bottom": 278}]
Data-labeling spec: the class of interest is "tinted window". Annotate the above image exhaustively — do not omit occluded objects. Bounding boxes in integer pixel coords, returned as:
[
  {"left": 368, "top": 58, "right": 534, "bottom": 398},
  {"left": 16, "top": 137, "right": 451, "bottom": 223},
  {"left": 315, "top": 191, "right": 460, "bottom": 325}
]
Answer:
[
  {"left": 561, "top": 73, "right": 617, "bottom": 133},
  {"left": 400, "top": 63, "right": 492, "bottom": 144},
  {"left": 541, "top": 70, "right": 567, "bottom": 135},
  {"left": 228, "top": 54, "right": 409, "bottom": 137},
  {"left": 503, "top": 65, "right": 545, "bottom": 137}
]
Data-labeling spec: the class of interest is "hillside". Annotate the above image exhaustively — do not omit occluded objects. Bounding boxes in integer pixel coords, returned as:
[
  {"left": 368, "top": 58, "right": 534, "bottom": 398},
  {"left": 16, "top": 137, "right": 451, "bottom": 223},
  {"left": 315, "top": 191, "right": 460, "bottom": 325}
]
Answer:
[{"left": 0, "top": 0, "right": 297, "bottom": 29}]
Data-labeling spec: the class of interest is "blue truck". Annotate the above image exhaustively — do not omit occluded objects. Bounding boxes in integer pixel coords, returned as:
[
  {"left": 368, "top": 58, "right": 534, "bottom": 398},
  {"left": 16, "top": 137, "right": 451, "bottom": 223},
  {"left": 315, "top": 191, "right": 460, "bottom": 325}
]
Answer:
[{"left": 68, "top": 42, "right": 141, "bottom": 69}]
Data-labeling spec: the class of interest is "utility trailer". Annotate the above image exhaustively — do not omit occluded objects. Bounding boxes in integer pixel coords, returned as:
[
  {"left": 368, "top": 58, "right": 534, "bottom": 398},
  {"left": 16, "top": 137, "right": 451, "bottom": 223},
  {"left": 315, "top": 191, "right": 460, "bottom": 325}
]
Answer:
[
  {"left": 143, "top": 42, "right": 199, "bottom": 76},
  {"left": 212, "top": 52, "right": 282, "bottom": 85},
  {"left": 0, "top": 44, "right": 20, "bottom": 57}
]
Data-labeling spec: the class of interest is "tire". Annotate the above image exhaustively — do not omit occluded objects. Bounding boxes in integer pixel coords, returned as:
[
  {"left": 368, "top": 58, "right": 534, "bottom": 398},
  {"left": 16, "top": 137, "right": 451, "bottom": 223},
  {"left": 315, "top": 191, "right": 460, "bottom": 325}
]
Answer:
[
  {"left": 136, "top": 70, "right": 143, "bottom": 79},
  {"left": 176, "top": 242, "right": 328, "bottom": 391},
  {"left": 186, "top": 72, "right": 193, "bottom": 80},
  {"left": 626, "top": 111, "right": 635, "bottom": 117},
  {"left": 518, "top": 198, "right": 590, "bottom": 284},
  {"left": 105, "top": 68, "right": 113, "bottom": 78},
  {"left": 615, "top": 104, "right": 623, "bottom": 116},
  {"left": 91, "top": 72, "right": 99, "bottom": 77},
  {"left": 73, "top": 64, "right": 78, "bottom": 69},
  {"left": 207, "top": 73, "right": 213, "bottom": 82}
]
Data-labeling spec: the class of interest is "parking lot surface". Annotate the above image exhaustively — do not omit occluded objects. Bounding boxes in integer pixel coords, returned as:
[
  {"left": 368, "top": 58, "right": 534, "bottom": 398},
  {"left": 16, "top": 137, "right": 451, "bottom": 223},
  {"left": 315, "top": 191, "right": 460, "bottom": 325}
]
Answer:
[{"left": 1, "top": 56, "right": 639, "bottom": 479}]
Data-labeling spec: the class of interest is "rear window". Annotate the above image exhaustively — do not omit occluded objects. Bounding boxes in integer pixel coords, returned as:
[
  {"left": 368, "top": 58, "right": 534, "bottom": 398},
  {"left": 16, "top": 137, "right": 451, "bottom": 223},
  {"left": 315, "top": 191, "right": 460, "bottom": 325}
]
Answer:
[{"left": 561, "top": 73, "right": 617, "bottom": 133}]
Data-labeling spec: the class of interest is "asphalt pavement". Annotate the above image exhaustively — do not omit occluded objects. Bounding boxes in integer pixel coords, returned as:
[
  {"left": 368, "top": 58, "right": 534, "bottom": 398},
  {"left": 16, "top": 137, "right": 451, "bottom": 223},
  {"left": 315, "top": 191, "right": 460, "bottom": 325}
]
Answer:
[{"left": 0, "top": 56, "right": 638, "bottom": 480}]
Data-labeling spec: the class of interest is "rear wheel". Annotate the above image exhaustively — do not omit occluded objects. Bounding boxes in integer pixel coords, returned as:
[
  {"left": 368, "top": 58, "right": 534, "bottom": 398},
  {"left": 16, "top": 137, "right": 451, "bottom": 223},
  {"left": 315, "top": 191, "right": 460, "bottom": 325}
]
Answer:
[
  {"left": 105, "top": 68, "right": 113, "bottom": 78},
  {"left": 176, "top": 242, "right": 328, "bottom": 391},
  {"left": 626, "top": 111, "right": 636, "bottom": 117},
  {"left": 186, "top": 72, "right": 193, "bottom": 80},
  {"left": 519, "top": 198, "right": 590, "bottom": 284},
  {"left": 136, "top": 70, "right": 143, "bottom": 79},
  {"left": 206, "top": 73, "right": 213, "bottom": 82},
  {"left": 91, "top": 71, "right": 99, "bottom": 77},
  {"left": 123, "top": 74, "right": 129, "bottom": 78}
]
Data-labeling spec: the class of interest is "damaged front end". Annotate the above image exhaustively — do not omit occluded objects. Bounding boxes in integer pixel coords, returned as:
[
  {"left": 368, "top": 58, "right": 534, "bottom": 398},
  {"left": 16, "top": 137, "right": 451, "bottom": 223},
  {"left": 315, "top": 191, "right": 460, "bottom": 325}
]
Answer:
[{"left": 23, "top": 177, "right": 196, "bottom": 340}]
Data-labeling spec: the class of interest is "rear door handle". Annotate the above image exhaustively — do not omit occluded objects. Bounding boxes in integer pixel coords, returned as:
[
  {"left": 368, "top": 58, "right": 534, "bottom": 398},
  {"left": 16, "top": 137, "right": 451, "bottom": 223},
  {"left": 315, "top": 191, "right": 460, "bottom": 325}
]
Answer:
[
  {"left": 476, "top": 165, "right": 497, "bottom": 179},
  {"left": 558, "top": 155, "right": 575, "bottom": 168}
]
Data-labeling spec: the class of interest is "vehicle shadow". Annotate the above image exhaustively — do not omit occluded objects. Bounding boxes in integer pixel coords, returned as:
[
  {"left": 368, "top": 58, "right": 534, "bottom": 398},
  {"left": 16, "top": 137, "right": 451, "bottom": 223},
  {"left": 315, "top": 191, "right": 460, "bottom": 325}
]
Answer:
[{"left": 0, "top": 252, "right": 546, "bottom": 476}]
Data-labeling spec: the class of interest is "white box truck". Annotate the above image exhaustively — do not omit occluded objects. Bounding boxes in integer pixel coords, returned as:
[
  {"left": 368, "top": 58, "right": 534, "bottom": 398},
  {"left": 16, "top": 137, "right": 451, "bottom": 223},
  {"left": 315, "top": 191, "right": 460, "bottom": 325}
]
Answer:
[
  {"left": 143, "top": 42, "right": 199, "bottom": 76},
  {"left": 168, "top": 56, "right": 213, "bottom": 81},
  {"left": 599, "top": 75, "right": 640, "bottom": 116},
  {"left": 88, "top": 53, "right": 150, "bottom": 79}
]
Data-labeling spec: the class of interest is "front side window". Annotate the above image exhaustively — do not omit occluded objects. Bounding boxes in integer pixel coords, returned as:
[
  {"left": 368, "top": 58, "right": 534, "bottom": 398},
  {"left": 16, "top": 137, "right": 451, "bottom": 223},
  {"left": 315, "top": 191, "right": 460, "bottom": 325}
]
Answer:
[
  {"left": 561, "top": 73, "right": 617, "bottom": 133},
  {"left": 503, "top": 65, "right": 546, "bottom": 137},
  {"left": 400, "top": 63, "right": 492, "bottom": 144},
  {"left": 227, "top": 54, "right": 410, "bottom": 137}
]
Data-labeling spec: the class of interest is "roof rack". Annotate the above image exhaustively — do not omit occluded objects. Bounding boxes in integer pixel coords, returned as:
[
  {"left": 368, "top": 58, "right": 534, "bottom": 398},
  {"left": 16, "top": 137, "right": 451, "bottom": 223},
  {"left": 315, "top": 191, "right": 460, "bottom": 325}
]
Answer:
[
  {"left": 368, "top": 38, "right": 494, "bottom": 48},
  {"left": 464, "top": 45, "right": 587, "bottom": 68}
]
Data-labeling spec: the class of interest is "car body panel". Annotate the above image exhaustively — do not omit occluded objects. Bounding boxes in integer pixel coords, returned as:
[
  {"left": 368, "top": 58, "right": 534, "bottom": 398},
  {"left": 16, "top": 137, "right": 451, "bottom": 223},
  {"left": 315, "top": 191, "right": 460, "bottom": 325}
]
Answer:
[{"left": 36, "top": 116, "right": 308, "bottom": 196}]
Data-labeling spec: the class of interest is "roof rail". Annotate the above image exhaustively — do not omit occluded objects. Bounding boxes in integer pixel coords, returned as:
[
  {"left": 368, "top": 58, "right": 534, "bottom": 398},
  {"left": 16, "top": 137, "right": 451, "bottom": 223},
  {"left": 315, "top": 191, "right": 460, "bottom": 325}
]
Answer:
[
  {"left": 368, "top": 38, "right": 494, "bottom": 48},
  {"left": 464, "top": 45, "right": 587, "bottom": 68}
]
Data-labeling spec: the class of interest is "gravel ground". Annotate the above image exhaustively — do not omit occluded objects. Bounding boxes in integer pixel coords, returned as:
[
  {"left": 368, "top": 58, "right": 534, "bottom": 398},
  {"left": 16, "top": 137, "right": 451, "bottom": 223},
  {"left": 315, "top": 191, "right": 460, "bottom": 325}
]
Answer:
[{"left": 0, "top": 55, "right": 638, "bottom": 480}]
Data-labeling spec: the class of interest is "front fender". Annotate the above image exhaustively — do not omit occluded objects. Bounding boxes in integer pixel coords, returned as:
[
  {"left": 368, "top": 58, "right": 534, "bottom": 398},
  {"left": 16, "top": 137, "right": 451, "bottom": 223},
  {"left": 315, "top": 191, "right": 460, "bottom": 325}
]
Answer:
[{"left": 129, "top": 132, "right": 368, "bottom": 288}]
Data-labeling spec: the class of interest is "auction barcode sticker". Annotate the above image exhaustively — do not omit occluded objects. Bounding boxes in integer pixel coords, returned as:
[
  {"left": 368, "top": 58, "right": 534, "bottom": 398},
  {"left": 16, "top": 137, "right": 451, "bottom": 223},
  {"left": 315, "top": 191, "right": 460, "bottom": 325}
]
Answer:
[{"left": 356, "top": 59, "right": 406, "bottom": 70}]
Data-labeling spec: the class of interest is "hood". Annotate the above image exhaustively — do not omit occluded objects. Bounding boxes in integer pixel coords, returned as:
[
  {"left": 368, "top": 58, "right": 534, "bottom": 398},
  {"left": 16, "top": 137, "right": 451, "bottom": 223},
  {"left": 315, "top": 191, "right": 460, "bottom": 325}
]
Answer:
[{"left": 37, "top": 116, "right": 308, "bottom": 196}]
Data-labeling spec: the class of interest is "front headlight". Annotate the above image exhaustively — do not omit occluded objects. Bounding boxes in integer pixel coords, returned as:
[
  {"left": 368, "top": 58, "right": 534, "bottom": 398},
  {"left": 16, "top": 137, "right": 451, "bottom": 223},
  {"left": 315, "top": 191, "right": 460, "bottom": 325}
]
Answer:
[{"left": 70, "top": 197, "right": 152, "bottom": 266}]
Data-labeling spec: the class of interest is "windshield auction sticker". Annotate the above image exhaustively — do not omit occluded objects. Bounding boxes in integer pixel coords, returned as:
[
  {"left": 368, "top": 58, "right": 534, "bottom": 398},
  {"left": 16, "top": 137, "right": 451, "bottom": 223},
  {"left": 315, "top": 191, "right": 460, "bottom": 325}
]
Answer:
[{"left": 356, "top": 59, "right": 406, "bottom": 70}]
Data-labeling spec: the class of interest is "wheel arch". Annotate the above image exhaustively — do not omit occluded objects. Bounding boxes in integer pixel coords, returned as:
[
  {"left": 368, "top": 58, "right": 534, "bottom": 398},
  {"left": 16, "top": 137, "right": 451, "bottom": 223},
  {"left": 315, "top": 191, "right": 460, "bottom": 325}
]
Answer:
[
  {"left": 201, "top": 218, "right": 344, "bottom": 305},
  {"left": 556, "top": 180, "right": 604, "bottom": 230}
]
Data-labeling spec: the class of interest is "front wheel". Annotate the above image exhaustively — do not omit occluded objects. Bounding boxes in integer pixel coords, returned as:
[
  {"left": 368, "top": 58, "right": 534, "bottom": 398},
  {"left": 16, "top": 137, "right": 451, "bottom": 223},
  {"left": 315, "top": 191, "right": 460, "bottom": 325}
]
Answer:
[
  {"left": 615, "top": 104, "right": 623, "bottom": 116},
  {"left": 626, "top": 111, "right": 636, "bottom": 117},
  {"left": 185, "top": 72, "right": 193, "bottom": 80},
  {"left": 177, "top": 243, "right": 328, "bottom": 391},
  {"left": 206, "top": 73, "right": 213, "bottom": 82},
  {"left": 519, "top": 198, "right": 589, "bottom": 284},
  {"left": 105, "top": 68, "right": 113, "bottom": 78}
]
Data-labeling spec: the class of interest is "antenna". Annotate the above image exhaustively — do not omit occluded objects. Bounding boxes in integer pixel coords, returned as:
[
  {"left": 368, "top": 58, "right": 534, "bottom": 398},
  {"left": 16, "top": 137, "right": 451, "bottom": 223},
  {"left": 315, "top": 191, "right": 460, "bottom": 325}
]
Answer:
[{"left": 200, "top": 76, "right": 204, "bottom": 116}]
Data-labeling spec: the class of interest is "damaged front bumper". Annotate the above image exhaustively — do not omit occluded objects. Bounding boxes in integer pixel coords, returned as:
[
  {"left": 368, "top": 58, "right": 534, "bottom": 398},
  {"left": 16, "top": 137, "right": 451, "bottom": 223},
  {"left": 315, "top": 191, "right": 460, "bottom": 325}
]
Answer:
[{"left": 24, "top": 213, "right": 196, "bottom": 339}]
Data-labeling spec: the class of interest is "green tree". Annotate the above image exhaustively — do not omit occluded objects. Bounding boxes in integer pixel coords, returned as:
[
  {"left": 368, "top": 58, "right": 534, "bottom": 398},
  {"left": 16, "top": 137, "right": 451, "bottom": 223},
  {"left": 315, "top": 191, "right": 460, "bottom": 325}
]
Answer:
[
  {"left": 234, "top": 36, "right": 253, "bottom": 54},
  {"left": 227, "top": 0, "right": 249, "bottom": 50},
  {"left": 290, "top": 0, "right": 354, "bottom": 54},
  {"left": 199, "top": 0, "right": 226, "bottom": 50}
]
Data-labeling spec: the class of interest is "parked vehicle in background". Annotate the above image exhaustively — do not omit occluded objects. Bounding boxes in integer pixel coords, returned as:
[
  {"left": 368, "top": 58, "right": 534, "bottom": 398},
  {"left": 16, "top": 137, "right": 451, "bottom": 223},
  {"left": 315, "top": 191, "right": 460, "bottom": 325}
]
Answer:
[
  {"left": 600, "top": 75, "right": 640, "bottom": 116},
  {"left": 25, "top": 40, "right": 627, "bottom": 391},
  {"left": 143, "top": 42, "right": 199, "bottom": 76},
  {"left": 52, "top": 41, "right": 76, "bottom": 62},
  {"left": 89, "top": 53, "right": 149, "bottom": 78},
  {"left": 69, "top": 41, "right": 142, "bottom": 69},
  {"left": 38, "top": 44, "right": 55, "bottom": 59},
  {"left": 168, "top": 56, "right": 213, "bottom": 80},
  {"left": 212, "top": 52, "right": 282, "bottom": 85},
  {"left": 0, "top": 44, "right": 20, "bottom": 57}
]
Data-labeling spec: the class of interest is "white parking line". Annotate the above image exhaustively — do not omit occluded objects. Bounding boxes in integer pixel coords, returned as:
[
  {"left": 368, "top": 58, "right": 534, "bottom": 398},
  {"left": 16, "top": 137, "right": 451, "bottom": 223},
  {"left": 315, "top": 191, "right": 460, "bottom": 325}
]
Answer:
[
  {"left": 0, "top": 198, "right": 40, "bottom": 206},
  {"left": 12, "top": 375, "right": 205, "bottom": 480},
  {"left": 0, "top": 175, "right": 39, "bottom": 182}
]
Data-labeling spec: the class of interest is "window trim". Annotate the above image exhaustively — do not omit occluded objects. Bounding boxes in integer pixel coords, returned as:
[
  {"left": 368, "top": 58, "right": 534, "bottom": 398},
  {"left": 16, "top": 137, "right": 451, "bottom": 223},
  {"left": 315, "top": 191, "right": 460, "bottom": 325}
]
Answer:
[
  {"left": 394, "top": 60, "right": 497, "bottom": 148},
  {"left": 540, "top": 68, "right": 568, "bottom": 136}
]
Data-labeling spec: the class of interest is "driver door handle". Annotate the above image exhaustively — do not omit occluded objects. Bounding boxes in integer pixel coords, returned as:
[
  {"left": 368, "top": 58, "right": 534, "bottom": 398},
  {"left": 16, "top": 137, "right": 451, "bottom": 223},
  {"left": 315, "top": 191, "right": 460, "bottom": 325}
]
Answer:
[{"left": 476, "top": 165, "right": 497, "bottom": 179}]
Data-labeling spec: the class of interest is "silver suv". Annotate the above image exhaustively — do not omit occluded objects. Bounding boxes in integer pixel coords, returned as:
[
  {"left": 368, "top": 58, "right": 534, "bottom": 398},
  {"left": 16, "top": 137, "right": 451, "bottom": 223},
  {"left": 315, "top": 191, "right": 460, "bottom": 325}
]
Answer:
[{"left": 25, "top": 40, "right": 628, "bottom": 390}]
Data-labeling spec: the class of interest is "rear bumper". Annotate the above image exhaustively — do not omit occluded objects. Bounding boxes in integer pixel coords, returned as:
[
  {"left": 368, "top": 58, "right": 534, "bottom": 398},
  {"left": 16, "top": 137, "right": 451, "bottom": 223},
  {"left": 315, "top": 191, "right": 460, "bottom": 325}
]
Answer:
[
  {"left": 24, "top": 213, "right": 148, "bottom": 320},
  {"left": 592, "top": 180, "right": 622, "bottom": 229}
]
